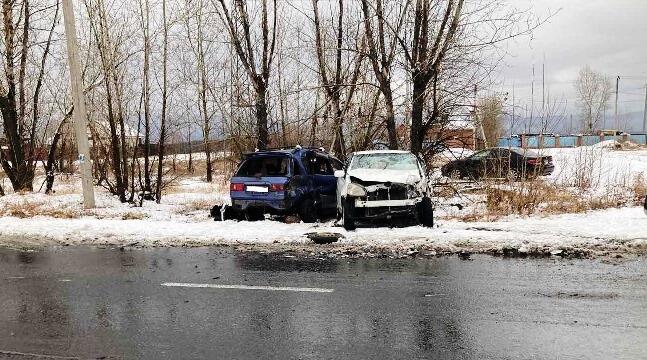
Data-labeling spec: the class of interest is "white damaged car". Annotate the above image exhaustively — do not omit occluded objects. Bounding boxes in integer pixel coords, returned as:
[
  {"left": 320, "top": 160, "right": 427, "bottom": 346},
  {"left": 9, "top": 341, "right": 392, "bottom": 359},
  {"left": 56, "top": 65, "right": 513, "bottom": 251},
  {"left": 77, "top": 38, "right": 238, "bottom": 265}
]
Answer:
[{"left": 335, "top": 150, "right": 434, "bottom": 231}]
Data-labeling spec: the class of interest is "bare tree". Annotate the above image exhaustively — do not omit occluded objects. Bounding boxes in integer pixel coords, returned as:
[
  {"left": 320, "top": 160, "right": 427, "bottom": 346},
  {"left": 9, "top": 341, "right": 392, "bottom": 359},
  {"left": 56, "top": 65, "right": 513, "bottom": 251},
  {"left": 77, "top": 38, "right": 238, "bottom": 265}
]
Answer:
[
  {"left": 401, "top": 0, "right": 464, "bottom": 154},
  {"left": 479, "top": 96, "right": 503, "bottom": 147},
  {"left": 155, "top": 0, "right": 170, "bottom": 203},
  {"left": 138, "top": 0, "right": 153, "bottom": 194},
  {"left": 575, "top": 65, "right": 613, "bottom": 133},
  {"left": 360, "top": 0, "right": 408, "bottom": 150},
  {"left": 85, "top": 0, "right": 134, "bottom": 202},
  {"left": 214, "top": 0, "right": 278, "bottom": 150},
  {"left": 311, "top": 0, "right": 365, "bottom": 157},
  {"left": 0, "top": 0, "right": 58, "bottom": 191}
]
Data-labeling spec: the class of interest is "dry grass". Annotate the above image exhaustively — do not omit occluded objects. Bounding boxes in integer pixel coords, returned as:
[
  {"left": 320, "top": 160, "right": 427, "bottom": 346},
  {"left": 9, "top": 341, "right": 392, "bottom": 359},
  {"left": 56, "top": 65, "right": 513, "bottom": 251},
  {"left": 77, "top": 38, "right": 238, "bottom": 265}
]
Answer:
[
  {"left": 452, "top": 179, "right": 622, "bottom": 222},
  {"left": 630, "top": 173, "right": 647, "bottom": 204},
  {"left": 0, "top": 199, "right": 80, "bottom": 219},
  {"left": 174, "top": 199, "right": 214, "bottom": 215},
  {"left": 164, "top": 158, "right": 236, "bottom": 179},
  {"left": 122, "top": 211, "right": 148, "bottom": 220}
]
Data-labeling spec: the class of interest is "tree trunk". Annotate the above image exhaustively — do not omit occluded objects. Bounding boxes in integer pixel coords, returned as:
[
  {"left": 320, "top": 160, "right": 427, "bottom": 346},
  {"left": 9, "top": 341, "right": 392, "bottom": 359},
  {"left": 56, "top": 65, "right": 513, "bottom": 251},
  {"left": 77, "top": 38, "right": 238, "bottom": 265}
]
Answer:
[
  {"left": 155, "top": 0, "right": 168, "bottom": 203},
  {"left": 383, "top": 88, "right": 398, "bottom": 149},
  {"left": 256, "top": 82, "right": 269, "bottom": 150},
  {"left": 410, "top": 75, "right": 427, "bottom": 154}
]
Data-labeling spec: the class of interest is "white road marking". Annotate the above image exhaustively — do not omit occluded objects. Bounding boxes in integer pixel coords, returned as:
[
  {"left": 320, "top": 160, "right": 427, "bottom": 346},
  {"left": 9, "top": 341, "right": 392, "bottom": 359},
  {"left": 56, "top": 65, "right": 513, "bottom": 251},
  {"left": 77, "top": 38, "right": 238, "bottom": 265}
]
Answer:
[
  {"left": 424, "top": 293, "right": 448, "bottom": 297},
  {"left": 0, "top": 349, "right": 79, "bottom": 359},
  {"left": 58, "top": 279, "right": 72, "bottom": 282},
  {"left": 161, "top": 282, "right": 334, "bottom": 293},
  {"left": 7, "top": 276, "right": 25, "bottom": 279}
]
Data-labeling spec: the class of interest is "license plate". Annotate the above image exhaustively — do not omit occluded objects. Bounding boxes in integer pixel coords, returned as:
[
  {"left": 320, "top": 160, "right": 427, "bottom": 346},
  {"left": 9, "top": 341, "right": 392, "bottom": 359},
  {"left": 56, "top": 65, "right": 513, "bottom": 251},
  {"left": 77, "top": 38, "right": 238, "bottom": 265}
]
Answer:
[{"left": 246, "top": 185, "right": 269, "bottom": 193}]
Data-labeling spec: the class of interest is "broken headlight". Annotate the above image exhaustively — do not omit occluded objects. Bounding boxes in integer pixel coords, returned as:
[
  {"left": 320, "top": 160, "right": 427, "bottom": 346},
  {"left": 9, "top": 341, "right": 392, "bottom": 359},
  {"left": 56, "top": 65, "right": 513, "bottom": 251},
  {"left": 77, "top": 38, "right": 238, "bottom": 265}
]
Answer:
[{"left": 347, "top": 183, "right": 367, "bottom": 197}]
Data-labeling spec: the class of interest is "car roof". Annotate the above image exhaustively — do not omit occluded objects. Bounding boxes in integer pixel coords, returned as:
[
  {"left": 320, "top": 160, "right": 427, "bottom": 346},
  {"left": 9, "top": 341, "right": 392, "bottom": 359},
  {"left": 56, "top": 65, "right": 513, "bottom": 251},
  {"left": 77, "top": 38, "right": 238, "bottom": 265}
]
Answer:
[
  {"left": 352, "top": 150, "right": 413, "bottom": 155},
  {"left": 243, "top": 146, "right": 333, "bottom": 158}
]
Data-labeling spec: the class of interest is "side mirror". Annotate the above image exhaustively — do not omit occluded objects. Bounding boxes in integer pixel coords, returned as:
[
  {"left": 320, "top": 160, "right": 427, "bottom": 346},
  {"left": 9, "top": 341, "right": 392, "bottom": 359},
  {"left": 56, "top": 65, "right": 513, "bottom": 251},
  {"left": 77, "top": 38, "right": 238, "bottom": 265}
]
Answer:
[{"left": 334, "top": 170, "right": 345, "bottom": 178}]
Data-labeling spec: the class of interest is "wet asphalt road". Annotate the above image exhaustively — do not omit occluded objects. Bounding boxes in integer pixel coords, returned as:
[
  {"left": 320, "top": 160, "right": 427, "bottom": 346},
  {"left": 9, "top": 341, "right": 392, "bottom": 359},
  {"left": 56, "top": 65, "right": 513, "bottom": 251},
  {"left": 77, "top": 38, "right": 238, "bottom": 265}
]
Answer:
[{"left": 0, "top": 247, "right": 646, "bottom": 360}]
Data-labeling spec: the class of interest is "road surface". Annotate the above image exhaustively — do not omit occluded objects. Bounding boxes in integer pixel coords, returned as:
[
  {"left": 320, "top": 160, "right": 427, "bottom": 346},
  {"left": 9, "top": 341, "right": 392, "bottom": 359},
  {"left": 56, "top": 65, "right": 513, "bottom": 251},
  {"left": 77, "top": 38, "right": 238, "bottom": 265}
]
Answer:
[{"left": 0, "top": 246, "right": 646, "bottom": 359}]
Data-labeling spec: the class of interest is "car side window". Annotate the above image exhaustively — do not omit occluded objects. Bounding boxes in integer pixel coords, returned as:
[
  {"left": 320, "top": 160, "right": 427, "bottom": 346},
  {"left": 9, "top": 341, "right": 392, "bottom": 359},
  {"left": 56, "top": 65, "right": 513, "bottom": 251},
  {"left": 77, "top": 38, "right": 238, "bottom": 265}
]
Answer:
[
  {"left": 314, "top": 156, "right": 334, "bottom": 175},
  {"left": 304, "top": 153, "right": 333, "bottom": 175},
  {"left": 496, "top": 149, "right": 509, "bottom": 158}
]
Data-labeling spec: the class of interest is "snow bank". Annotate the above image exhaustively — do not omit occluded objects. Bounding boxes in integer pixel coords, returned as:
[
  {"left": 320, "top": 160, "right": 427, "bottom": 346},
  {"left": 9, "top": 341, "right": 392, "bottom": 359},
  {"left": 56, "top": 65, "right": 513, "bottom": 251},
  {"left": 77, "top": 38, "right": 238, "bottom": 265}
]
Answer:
[{"left": 1, "top": 203, "right": 645, "bottom": 256}]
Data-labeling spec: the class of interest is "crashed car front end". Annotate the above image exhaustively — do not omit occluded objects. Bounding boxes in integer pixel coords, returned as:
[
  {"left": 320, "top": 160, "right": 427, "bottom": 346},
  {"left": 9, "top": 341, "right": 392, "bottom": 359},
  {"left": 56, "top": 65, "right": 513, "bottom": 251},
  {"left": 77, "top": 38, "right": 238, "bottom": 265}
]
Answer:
[{"left": 345, "top": 179, "right": 424, "bottom": 220}]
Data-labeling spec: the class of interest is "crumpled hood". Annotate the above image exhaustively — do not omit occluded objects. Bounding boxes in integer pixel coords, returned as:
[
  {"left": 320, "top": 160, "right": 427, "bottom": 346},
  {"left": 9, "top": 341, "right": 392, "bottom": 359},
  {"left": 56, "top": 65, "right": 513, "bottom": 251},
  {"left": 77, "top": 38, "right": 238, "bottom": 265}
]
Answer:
[{"left": 347, "top": 168, "right": 421, "bottom": 185}]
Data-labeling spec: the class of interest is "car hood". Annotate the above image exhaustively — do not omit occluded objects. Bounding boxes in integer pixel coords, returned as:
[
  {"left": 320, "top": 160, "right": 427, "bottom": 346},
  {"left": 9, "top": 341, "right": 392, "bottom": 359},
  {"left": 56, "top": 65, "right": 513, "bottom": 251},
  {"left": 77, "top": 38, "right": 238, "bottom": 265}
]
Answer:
[{"left": 347, "top": 168, "right": 421, "bottom": 185}]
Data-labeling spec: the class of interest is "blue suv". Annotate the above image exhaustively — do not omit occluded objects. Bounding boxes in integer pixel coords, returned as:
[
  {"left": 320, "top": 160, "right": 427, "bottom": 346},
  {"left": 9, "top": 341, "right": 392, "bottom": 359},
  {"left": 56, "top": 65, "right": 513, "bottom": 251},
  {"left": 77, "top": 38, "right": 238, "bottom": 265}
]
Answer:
[{"left": 220, "top": 146, "right": 343, "bottom": 222}]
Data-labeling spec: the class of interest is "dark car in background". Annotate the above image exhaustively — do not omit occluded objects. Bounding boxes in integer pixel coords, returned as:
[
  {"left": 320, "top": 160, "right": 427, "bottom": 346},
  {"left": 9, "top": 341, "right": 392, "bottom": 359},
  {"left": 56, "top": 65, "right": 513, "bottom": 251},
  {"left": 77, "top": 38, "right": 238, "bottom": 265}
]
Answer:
[
  {"left": 441, "top": 147, "right": 554, "bottom": 181},
  {"left": 220, "top": 146, "right": 343, "bottom": 222}
]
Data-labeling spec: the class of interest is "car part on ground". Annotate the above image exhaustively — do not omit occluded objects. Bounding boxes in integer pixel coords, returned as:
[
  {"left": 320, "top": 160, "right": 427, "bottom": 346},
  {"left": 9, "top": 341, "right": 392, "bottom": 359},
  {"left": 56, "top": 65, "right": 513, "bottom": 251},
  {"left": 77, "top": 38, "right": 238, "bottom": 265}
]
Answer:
[{"left": 306, "top": 232, "right": 344, "bottom": 244}]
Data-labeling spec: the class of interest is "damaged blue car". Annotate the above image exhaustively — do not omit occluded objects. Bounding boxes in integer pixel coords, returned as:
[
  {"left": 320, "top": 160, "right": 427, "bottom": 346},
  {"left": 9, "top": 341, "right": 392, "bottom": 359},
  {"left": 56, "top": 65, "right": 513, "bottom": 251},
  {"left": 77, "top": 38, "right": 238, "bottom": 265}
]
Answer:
[{"left": 213, "top": 146, "right": 343, "bottom": 222}]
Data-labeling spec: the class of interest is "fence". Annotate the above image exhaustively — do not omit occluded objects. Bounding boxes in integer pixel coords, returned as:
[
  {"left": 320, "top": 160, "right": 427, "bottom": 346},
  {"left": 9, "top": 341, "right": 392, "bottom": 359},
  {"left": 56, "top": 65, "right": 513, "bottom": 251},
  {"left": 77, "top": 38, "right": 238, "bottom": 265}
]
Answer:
[{"left": 497, "top": 133, "right": 647, "bottom": 149}]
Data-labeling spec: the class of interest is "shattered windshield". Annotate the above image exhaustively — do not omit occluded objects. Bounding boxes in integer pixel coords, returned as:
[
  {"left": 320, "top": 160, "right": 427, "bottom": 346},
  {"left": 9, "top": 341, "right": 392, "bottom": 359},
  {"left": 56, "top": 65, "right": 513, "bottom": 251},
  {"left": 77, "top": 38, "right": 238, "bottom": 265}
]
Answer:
[{"left": 350, "top": 153, "right": 419, "bottom": 171}]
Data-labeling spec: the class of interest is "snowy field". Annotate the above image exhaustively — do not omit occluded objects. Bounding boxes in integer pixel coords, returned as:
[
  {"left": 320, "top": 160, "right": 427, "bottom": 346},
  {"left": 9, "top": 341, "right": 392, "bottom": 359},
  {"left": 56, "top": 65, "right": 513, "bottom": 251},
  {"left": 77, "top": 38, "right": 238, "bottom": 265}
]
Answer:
[{"left": 1, "top": 142, "right": 646, "bottom": 257}]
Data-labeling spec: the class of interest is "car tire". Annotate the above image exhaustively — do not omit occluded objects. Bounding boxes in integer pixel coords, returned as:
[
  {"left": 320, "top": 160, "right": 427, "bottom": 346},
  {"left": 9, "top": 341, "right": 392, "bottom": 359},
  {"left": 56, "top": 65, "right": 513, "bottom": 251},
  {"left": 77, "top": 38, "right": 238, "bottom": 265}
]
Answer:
[
  {"left": 417, "top": 197, "right": 434, "bottom": 227},
  {"left": 244, "top": 209, "right": 264, "bottom": 221},
  {"left": 343, "top": 198, "right": 356, "bottom": 231},
  {"left": 298, "top": 198, "right": 317, "bottom": 223},
  {"left": 507, "top": 168, "right": 520, "bottom": 182}
]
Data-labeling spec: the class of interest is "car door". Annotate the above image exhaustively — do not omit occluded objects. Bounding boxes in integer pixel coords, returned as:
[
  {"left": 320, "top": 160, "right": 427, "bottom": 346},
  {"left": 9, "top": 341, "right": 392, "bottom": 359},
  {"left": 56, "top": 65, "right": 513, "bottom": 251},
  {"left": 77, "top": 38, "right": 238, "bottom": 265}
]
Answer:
[
  {"left": 486, "top": 149, "right": 509, "bottom": 178},
  {"left": 465, "top": 149, "right": 491, "bottom": 179},
  {"left": 304, "top": 153, "right": 337, "bottom": 210}
]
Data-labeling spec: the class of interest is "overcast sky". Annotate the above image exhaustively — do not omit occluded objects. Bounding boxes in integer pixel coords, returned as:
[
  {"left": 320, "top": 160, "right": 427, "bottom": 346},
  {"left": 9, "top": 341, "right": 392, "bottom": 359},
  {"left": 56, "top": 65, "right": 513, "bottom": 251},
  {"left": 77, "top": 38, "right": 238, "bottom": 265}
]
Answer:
[{"left": 497, "top": 0, "right": 647, "bottom": 117}]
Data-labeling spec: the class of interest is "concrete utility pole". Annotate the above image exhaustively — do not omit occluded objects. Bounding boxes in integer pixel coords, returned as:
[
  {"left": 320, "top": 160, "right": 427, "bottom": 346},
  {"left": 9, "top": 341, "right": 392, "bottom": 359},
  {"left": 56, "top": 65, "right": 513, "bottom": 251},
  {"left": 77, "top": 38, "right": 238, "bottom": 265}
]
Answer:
[{"left": 62, "top": 0, "right": 95, "bottom": 208}]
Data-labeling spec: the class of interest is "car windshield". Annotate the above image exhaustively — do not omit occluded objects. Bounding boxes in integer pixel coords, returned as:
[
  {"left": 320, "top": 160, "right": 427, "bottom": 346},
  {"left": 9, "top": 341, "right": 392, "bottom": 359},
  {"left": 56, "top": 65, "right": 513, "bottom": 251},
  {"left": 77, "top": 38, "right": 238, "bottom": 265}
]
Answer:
[
  {"left": 350, "top": 153, "right": 419, "bottom": 171},
  {"left": 236, "top": 156, "right": 289, "bottom": 177}
]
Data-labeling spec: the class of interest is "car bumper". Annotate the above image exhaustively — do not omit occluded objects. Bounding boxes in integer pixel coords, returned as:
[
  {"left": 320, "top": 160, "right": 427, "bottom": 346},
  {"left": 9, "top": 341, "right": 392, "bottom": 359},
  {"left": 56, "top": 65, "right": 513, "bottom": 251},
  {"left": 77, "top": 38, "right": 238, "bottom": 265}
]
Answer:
[
  {"left": 355, "top": 198, "right": 420, "bottom": 208},
  {"left": 231, "top": 198, "right": 293, "bottom": 213},
  {"left": 352, "top": 198, "right": 421, "bottom": 220},
  {"left": 540, "top": 165, "right": 555, "bottom": 176}
]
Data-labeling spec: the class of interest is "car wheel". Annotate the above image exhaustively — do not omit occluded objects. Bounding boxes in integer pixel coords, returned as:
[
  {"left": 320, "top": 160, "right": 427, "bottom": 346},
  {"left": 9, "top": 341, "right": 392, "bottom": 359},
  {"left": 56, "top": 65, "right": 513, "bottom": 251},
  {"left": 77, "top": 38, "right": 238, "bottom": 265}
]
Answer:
[
  {"left": 448, "top": 168, "right": 462, "bottom": 180},
  {"left": 298, "top": 198, "right": 317, "bottom": 223},
  {"left": 417, "top": 197, "right": 434, "bottom": 227},
  {"left": 343, "top": 197, "right": 356, "bottom": 231},
  {"left": 507, "top": 168, "right": 520, "bottom": 182}
]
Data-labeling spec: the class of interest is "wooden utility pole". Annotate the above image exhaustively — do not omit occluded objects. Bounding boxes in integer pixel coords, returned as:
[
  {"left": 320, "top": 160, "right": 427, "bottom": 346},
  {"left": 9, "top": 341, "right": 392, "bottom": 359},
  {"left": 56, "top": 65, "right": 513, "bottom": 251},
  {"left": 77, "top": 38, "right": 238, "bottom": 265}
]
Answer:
[
  {"left": 614, "top": 76, "right": 620, "bottom": 140},
  {"left": 62, "top": 0, "right": 95, "bottom": 208}
]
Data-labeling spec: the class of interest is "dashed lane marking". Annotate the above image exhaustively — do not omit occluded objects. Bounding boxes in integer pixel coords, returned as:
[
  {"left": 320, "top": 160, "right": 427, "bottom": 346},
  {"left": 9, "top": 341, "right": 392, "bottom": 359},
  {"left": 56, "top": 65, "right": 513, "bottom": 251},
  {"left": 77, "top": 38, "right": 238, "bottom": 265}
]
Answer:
[{"left": 161, "top": 282, "right": 334, "bottom": 293}]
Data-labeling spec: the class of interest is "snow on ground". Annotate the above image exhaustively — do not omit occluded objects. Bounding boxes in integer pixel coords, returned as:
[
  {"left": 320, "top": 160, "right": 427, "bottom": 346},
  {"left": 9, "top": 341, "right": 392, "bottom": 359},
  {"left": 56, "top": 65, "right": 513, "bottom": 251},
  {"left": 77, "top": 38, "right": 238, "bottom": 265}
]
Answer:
[
  {"left": 543, "top": 141, "right": 647, "bottom": 194},
  {"left": 0, "top": 204, "right": 645, "bottom": 256},
  {"left": 1, "top": 143, "right": 647, "bottom": 256}
]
